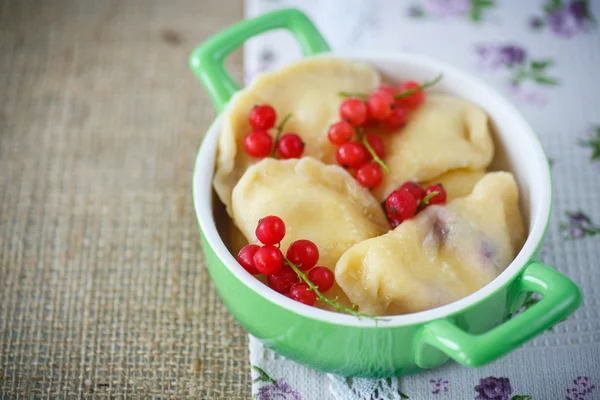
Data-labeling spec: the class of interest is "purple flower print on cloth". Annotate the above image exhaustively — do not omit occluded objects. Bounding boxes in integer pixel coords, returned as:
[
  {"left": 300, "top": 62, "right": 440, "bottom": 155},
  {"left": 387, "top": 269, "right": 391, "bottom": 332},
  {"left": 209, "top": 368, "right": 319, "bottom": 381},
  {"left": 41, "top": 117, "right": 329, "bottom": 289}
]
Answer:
[
  {"left": 530, "top": 0, "right": 596, "bottom": 38},
  {"left": 475, "top": 43, "right": 558, "bottom": 106},
  {"left": 252, "top": 366, "right": 302, "bottom": 400},
  {"left": 430, "top": 378, "right": 450, "bottom": 394},
  {"left": 566, "top": 376, "right": 597, "bottom": 400},
  {"left": 560, "top": 211, "right": 600, "bottom": 240},
  {"left": 560, "top": 210, "right": 600, "bottom": 239},
  {"left": 475, "top": 44, "right": 527, "bottom": 70},
  {"left": 474, "top": 377, "right": 512, "bottom": 400},
  {"left": 256, "top": 380, "right": 302, "bottom": 400},
  {"left": 505, "top": 81, "right": 549, "bottom": 107}
]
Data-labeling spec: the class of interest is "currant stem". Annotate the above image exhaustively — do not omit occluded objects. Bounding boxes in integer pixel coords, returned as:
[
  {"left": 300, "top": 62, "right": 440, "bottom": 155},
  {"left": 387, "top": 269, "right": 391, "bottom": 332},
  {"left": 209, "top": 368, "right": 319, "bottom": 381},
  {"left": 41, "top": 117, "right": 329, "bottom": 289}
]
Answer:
[
  {"left": 356, "top": 128, "right": 391, "bottom": 174},
  {"left": 393, "top": 73, "right": 443, "bottom": 99},
  {"left": 283, "top": 256, "right": 377, "bottom": 320},
  {"left": 337, "top": 91, "right": 368, "bottom": 100},
  {"left": 421, "top": 190, "right": 440, "bottom": 205},
  {"left": 271, "top": 113, "right": 292, "bottom": 157},
  {"left": 338, "top": 73, "right": 443, "bottom": 101}
]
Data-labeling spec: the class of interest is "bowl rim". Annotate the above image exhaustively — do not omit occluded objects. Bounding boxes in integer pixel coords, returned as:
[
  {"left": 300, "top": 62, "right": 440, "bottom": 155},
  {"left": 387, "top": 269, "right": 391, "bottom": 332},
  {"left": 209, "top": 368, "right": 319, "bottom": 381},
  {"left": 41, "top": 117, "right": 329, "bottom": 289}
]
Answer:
[{"left": 192, "top": 51, "right": 552, "bottom": 328}]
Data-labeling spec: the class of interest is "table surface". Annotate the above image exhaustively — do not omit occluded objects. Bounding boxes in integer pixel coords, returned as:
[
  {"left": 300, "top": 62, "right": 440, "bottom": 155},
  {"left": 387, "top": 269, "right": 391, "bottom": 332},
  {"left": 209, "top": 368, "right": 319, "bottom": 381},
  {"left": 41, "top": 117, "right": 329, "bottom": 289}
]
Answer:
[{"left": 0, "top": 0, "right": 250, "bottom": 398}]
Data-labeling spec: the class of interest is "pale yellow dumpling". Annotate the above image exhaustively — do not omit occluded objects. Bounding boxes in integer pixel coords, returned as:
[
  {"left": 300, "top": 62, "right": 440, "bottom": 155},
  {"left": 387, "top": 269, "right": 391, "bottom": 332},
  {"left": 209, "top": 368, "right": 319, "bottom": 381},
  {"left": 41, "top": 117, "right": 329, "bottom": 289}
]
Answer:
[
  {"left": 215, "top": 57, "right": 381, "bottom": 215},
  {"left": 231, "top": 157, "right": 389, "bottom": 310},
  {"left": 373, "top": 94, "right": 495, "bottom": 201},
  {"left": 335, "top": 172, "right": 526, "bottom": 316},
  {"left": 423, "top": 169, "right": 486, "bottom": 201}
]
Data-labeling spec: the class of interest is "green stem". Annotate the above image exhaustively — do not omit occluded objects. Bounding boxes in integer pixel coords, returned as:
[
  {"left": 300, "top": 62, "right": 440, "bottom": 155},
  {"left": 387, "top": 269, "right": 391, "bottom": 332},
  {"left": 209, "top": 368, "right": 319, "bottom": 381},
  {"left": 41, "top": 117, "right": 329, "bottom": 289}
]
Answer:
[
  {"left": 421, "top": 190, "right": 440, "bottom": 205},
  {"left": 283, "top": 256, "right": 378, "bottom": 320},
  {"left": 357, "top": 128, "right": 391, "bottom": 174},
  {"left": 339, "top": 73, "right": 443, "bottom": 101},
  {"left": 337, "top": 91, "right": 368, "bottom": 100},
  {"left": 393, "top": 73, "right": 443, "bottom": 99},
  {"left": 271, "top": 113, "right": 292, "bottom": 157}
]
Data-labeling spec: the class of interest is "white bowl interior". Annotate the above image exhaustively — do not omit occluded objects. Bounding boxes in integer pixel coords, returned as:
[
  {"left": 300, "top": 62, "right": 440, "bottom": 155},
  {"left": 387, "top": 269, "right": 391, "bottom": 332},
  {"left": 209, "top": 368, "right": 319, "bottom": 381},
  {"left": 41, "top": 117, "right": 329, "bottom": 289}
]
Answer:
[{"left": 193, "top": 51, "right": 551, "bottom": 328}]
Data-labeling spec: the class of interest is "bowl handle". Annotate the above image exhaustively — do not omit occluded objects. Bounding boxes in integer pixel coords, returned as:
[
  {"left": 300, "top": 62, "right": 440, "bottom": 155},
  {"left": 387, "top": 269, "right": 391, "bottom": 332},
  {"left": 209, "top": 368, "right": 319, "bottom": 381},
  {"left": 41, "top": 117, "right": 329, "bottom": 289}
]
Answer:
[
  {"left": 189, "top": 8, "right": 330, "bottom": 113},
  {"left": 416, "top": 261, "right": 582, "bottom": 368}
]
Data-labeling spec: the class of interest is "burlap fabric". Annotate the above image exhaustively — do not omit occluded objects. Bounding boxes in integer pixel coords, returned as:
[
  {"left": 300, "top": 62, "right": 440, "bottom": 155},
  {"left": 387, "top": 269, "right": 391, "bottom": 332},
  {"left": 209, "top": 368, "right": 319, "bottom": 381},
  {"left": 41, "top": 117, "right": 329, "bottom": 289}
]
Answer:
[{"left": 0, "top": 0, "right": 250, "bottom": 398}]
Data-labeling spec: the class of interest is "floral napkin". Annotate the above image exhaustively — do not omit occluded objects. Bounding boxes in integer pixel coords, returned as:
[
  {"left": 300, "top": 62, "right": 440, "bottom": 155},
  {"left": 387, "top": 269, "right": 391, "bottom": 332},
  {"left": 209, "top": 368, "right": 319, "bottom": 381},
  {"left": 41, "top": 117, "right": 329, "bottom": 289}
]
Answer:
[{"left": 244, "top": 0, "right": 600, "bottom": 399}]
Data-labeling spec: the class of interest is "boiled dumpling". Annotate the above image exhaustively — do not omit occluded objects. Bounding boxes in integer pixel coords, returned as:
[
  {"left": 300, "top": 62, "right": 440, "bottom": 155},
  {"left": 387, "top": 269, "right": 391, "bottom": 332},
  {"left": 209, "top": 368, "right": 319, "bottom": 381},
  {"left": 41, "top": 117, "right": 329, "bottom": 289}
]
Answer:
[
  {"left": 422, "top": 169, "right": 486, "bottom": 201},
  {"left": 215, "top": 58, "right": 381, "bottom": 214},
  {"left": 373, "top": 94, "right": 494, "bottom": 201},
  {"left": 335, "top": 172, "right": 526, "bottom": 316},
  {"left": 231, "top": 157, "right": 389, "bottom": 310}
]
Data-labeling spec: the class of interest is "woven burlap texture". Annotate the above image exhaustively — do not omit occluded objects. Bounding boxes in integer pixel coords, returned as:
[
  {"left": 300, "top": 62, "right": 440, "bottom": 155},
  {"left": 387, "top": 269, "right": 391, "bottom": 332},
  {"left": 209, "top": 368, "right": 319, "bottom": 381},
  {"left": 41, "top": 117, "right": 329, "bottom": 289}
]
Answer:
[{"left": 0, "top": 0, "right": 250, "bottom": 398}]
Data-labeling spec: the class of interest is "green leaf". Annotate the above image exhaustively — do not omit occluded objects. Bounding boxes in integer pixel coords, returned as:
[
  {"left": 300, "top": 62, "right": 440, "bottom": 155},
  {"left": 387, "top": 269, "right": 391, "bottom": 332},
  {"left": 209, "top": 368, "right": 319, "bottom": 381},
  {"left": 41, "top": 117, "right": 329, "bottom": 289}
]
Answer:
[
  {"left": 399, "top": 391, "right": 410, "bottom": 399},
  {"left": 531, "top": 59, "right": 554, "bottom": 70},
  {"left": 581, "top": 0, "right": 597, "bottom": 24},
  {"left": 512, "top": 395, "right": 533, "bottom": 400},
  {"left": 577, "top": 130, "right": 600, "bottom": 161},
  {"left": 252, "top": 366, "right": 276, "bottom": 384},
  {"left": 534, "top": 76, "right": 558, "bottom": 85},
  {"left": 478, "top": 0, "right": 495, "bottom": 7},
  {"left": 544, "top": 0, "right": 562, "bottom": 14},
  {"left": 470, "top": 7, "right": 482, "bottom": 22}
]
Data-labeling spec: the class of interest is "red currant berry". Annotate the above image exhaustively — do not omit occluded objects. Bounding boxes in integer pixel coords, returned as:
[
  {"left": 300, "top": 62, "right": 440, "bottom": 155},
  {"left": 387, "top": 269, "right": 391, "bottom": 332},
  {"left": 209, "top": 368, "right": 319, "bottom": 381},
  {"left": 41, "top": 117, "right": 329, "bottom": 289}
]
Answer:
[
  {"left": 243, "top": 130, "right": 273, "bottom": 158},
  {"left": 307, "top": 267, "right": 335, "bottom": 292},
  {"left": 267, "top": 266, "right": 300, "bottom": 294},
  {"left": 383, "top": 107, "right": 408, "bottom": 130},
  {"left": 253, "top": 245, "right": 284, "bottom": 275},
  {"left": 249, "top": 104, "right": 277, "bottom": 130},
  {"left": 340, "top": 98, "right": 367, "bottom": 126},
  {"left": 355, "top": 162, "right": 383, "bottom": 189},
  {"left": 327, "top": 121, "right": 354, "bottom": 145},
  {"left": 288, "top": 283, "right": 317, "bottom": 306},
  {"left": 396, "top": 81, "right": 425, "bottom": 110},
  {"left": 237, "top": 244, "right": 261, "bottom": 275},
  {"left": 255, "top": 216, "right": 286, "bottom": 245},
  {"left": 399, "top": 181, "right": 425, "bottom": 201},
  {"left": 377, "top": 84, "right": 397, "bottom": 97},
  {"left": 385, "top": 190, "right": 418, "bottom": 223},
  {"left": 362, "top": 111, "right": 379, "bottom": 127},
  {"left": 276, "top": 133, "right": 304, "bottom": 159},
  {"left": 286, "top": 239, "right": 319, "bottom": 271},
  {"left": 425, "top": 184, "right": 447, "bottom": 205},
  {"left": 336, "top": 142, "right": 369, "bottom": 168},
  {"left": 366, "top": 134, "right": 385, "bottom": 159},
  {"left": 367, "top": 91, "right": 395, "bottom": 121}
]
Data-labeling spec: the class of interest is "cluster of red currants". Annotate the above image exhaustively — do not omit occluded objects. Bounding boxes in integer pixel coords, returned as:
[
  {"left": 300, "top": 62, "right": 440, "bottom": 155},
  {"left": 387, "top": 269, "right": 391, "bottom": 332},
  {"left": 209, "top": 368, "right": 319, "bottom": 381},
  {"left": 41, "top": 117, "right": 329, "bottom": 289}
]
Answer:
[
  {"left": 242, "top": 105, "right": 304, "bottom": 159},
  {"left": 384, "top": 181, "right": 447, "bottom": 228},
  {"left": 236, "top": 216, "right": 334, "bottom": 306},
  {"left": 328, "top": 80, "right": 430, "bottom": 189}
]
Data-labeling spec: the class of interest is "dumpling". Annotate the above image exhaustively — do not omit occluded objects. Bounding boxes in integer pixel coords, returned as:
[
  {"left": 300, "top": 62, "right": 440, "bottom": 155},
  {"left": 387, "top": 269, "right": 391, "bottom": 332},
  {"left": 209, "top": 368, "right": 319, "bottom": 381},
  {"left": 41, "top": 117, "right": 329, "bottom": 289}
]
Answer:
[
  {"left": 215, "top": 58, "right": 381, "bottom": 214},
  {"left": 335, "top": 172, "right": 526, "bottom": 316},
  {"left": 231, "top": 157, "right": 389, "bottom": 310},
  {"left": 422, "top": 169, "right": 486, "bottom": 201},
  {"left": 373, "top": 94, "right": 494, "bottom": 201}
]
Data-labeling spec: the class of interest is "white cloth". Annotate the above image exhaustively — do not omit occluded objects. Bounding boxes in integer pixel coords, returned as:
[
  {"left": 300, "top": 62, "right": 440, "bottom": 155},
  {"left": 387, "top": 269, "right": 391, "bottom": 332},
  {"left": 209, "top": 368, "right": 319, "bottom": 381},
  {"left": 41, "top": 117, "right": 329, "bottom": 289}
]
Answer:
[{"left": 245, "top": 1, "right": 600, "bottom": 399}]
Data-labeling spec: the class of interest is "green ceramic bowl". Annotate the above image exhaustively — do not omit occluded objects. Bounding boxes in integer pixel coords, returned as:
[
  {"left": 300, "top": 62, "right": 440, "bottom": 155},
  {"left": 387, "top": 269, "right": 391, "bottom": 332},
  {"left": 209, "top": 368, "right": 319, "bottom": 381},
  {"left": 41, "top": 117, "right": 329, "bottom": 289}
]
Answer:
[{"left": 189, "top": 9, "right": 582, "bottom": 378}]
